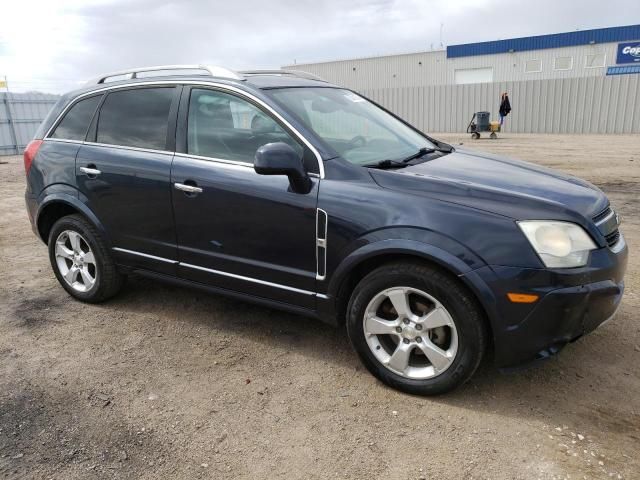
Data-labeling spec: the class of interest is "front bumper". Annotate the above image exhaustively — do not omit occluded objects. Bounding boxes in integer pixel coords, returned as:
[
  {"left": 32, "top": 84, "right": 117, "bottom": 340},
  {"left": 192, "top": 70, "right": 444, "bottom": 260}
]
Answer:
[{"left": 465, "top": 235, "right": 628, "bottom": 368}]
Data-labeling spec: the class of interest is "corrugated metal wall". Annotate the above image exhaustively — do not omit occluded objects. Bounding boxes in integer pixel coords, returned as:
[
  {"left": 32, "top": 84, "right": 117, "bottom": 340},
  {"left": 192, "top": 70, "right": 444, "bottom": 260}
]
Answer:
[
  {"left": 0, "top": 92, "right": 59, "bottom": 155},
  {"left": 356, "top": 74, "right": 639, "bottom": 134},
  {"left": 1, "top": 75, "right": 636, "bottom": 153}
]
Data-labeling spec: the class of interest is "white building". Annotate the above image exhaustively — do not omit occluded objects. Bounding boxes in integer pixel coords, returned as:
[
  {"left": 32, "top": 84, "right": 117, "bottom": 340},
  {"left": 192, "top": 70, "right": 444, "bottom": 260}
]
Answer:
[
  {"left": 283, "top": 25, "right": 640, "bottom": 134},
  {"left": 285, "top": 25, "right": 640, "bottom": 88}
]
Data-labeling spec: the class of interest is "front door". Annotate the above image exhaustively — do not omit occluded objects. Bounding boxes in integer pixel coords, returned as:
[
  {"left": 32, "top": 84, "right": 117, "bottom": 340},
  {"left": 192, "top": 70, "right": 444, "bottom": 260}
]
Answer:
[{"left": 171, "top": 87, "right": 319, "bottom": 308}]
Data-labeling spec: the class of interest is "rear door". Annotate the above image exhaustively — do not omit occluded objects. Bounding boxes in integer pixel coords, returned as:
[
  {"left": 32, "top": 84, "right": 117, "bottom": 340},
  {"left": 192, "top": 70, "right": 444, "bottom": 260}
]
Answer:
[
  {"left": 76, "top": 85, "right": 180, "bottom": 274},
  {"left": 171, "top": 86, "right": 320, "bottom": 308}
]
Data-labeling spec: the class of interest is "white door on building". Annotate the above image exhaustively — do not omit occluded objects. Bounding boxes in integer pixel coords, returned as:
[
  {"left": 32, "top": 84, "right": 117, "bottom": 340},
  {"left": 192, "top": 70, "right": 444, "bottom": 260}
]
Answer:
[{"left": 454, "top": 67, "right": 494, "bottom": 85}]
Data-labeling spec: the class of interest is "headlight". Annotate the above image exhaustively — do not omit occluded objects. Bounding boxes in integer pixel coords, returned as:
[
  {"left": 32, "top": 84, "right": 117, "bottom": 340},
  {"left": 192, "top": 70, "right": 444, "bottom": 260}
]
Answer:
[{"left": 517, "top": 221, "right": 597, "bottom": 268}]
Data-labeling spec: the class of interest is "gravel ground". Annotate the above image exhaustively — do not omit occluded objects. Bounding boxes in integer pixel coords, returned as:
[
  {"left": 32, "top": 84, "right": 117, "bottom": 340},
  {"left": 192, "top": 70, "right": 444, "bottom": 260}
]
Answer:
[{"left": 0, "top": 134, "right": 639, "bottom": 480}]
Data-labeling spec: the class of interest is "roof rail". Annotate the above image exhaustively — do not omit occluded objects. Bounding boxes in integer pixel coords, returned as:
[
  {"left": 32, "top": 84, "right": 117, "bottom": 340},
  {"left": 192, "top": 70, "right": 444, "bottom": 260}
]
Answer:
[
  {"left": 86, "top": 64, "right": 244, "bottom": 85},
  {"left": 240, "top": 69, "right": 327, "bottom": 82}
]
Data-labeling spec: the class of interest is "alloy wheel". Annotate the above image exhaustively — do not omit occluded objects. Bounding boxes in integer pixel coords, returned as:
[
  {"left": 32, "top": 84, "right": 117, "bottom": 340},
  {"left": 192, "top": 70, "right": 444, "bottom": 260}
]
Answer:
[
  {"left": 54, "top": 230, "right": 97, "bottom": 293},
  {"left": 363, "top": 286, "right": 458, "bottom": 379}
]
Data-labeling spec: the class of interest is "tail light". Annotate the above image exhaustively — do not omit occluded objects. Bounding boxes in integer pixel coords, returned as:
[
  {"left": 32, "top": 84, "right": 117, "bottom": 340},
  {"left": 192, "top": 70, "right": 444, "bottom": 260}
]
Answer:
[{"left": 23, "top": 139, "right": 43, "bottom": 175}]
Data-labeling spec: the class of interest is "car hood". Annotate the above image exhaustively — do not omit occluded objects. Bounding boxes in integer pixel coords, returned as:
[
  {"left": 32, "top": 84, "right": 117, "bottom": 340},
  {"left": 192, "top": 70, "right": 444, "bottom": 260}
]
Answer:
[{"left": 370, "top": 148, "right": 608, "bottom": 221}]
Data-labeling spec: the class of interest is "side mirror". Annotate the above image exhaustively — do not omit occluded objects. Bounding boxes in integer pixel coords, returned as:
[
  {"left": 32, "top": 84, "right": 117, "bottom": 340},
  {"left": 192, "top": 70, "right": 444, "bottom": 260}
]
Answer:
[{"left": 254, "top": 142, "right": 312, "bottom": 194}]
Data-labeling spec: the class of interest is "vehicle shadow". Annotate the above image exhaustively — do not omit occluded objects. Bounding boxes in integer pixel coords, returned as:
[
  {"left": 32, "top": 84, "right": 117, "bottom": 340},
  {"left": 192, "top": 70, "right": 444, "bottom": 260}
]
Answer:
[
  {"left": 109, "top": 272, "right": 640, "bottom": 448},
  {"left": 106, "top": 273, "right": 355, "bottom": 366},
  {"left": 435, "top": 305, "right": 640, "bottom": 459}
]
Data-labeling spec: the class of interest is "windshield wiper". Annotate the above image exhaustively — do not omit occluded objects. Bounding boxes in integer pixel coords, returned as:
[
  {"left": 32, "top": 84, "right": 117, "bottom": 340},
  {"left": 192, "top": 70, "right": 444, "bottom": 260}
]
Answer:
[
  {"left": 364, "top": 145, "right": 449, "bottom": 169},
  {"left": 399, "top": 147, "right": 437, "bottom": 163},
  {"left": 424, "top": 136, "right": 454, "bottom": 153},
  {"left": 363, "top": 159, "right": 408, "bottom": 170}
]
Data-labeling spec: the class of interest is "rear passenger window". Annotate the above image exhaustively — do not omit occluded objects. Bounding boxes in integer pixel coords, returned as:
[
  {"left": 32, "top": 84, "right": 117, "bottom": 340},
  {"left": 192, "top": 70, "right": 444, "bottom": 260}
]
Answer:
[
  {"left": 187, "top": 88, "right": 302, "bottom": 163},
  {"left": 97, "top": 88, "right": 174, "bottom": 150},
  {"left": 51, "top": 96, "right": 101, "bottom": 141}
]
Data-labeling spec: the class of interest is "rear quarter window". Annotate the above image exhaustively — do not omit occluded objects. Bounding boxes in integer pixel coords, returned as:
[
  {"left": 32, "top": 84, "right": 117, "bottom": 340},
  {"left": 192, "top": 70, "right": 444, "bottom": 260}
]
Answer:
[
  {"left": 96, "top": 87, "right": 174, "bottom": 150},
  {"left": 50, "top": 95, "right": 102, "bottom": 141}
]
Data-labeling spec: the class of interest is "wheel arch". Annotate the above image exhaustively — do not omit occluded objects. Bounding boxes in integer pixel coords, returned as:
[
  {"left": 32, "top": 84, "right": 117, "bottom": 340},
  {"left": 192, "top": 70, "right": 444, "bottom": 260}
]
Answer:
[
  {"left": 36, "top": 194, "right": 109, "bottom": 246},
  {"left": 326, "top": 241, "right": 498, "bottom": 346}
]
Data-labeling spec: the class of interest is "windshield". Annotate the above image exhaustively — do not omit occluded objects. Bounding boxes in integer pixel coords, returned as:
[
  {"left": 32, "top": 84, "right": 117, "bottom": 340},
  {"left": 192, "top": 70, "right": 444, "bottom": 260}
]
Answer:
[{"left": 268, "top": 88, "right": 435, "bottom": 166}]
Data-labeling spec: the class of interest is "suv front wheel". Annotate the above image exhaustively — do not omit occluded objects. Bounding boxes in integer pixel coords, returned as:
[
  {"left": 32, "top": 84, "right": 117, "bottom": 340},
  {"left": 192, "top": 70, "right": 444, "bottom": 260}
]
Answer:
[
  {"left": 48, "top": 214, "right": 124, "bottom": 302},
  {"left": 346, "top": 261, "right": 487, "bottom": 395}
]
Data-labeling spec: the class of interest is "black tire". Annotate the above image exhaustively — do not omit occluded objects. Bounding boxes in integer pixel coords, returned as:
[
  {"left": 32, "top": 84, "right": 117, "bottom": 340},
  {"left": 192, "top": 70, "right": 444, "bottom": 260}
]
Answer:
[
  {"left": 471, "top": 132, "right": 480, "bottom": 140},
  {"left": 48, "top": 214, "right": 125, "bottom": 303},
  {"left": 346, "top": 261, "right": 487, "bottom": 395}
]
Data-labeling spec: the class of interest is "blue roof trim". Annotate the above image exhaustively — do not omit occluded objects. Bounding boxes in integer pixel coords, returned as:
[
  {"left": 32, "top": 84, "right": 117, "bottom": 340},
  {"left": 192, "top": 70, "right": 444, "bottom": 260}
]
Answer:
[
  {"left": 447, "top": 25, "right": 640, "bottom": 58},
  {"left": 607, "top": 65, "right": 640, "bottom": 75}
]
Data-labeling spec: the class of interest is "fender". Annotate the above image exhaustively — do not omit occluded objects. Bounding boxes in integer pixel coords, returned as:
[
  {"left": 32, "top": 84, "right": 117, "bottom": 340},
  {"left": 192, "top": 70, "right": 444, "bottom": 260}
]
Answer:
[
  {"left": 35, "top": 188, "right": 112, "bottom": 247},
  {"left": 327, "top": 225, "right": 486, "bottom": 295},
  {"left": 322, "top": 234, "right": 500, "bottom": 333}
]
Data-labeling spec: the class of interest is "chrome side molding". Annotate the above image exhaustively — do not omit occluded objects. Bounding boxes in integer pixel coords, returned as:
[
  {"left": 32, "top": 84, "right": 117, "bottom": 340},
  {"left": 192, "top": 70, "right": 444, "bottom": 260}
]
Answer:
[
  {"left": 112, "top": 247, "right": 324, "bottom": 297},
  {"left": 113, "top": 247, "right": 178, "bottom": 264},
  {"left": 179, "top": 262, "right": 316, "bottom": 296},
  {"left": 316, "top": 209, "right": 328, "bottom": 281}
]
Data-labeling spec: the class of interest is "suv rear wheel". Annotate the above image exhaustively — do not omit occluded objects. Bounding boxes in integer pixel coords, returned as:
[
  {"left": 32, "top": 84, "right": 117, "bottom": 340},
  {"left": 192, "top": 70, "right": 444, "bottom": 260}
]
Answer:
[
  {"left": 346, "top": 261, "right": 487, "bottom": 395},
  {"left": 48, "top": 214, "right": 125, "bottom": 302}
]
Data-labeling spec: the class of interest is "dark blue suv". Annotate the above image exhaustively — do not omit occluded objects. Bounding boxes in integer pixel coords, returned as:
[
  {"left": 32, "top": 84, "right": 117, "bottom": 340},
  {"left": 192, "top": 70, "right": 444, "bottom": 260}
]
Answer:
[{"left": 24, "top": 65, "right": 627, "bottom": 395}]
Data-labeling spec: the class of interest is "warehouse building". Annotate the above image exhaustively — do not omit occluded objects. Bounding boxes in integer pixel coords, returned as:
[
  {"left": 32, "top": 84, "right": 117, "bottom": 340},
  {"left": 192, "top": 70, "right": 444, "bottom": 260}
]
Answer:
[{"left": 284, "top": 25, "right": 640, "bottom": 134}]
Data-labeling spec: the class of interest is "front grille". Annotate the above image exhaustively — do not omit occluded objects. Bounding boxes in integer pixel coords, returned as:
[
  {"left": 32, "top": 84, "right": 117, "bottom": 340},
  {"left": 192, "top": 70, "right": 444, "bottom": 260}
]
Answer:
[
  {"left": 605, "top": 230, "right": 620, "bottom": 248},
  {"left": 593, "top": 206, "right": 620, "bottom": 248},
  {"left": 593, "top": 206, "right": 612, "bottom": 224}
]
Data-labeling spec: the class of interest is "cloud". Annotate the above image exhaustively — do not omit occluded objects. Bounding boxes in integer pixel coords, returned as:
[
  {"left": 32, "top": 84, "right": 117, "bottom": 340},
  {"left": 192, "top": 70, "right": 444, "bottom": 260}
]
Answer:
[{"left": 1, "top": 0, "right": 638, "bottom": 93}]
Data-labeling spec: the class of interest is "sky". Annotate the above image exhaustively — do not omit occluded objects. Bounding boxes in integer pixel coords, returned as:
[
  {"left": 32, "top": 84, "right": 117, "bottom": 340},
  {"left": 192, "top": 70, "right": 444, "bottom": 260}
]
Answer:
[{"left": 1, "top": 0, "right": 639, "bottom": 93}]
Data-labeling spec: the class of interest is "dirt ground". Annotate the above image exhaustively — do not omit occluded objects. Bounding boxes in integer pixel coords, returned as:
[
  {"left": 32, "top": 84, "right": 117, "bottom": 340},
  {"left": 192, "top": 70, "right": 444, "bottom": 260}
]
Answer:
[{"left": 0, "top": 134, "right": 639, "bottom": 480}]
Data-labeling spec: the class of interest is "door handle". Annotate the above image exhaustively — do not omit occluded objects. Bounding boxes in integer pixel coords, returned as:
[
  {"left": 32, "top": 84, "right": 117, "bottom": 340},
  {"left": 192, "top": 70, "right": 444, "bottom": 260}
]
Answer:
[
  {"left": 80, "top": 166, "right": 101, "bottom": 176},
  {"left": 174, "top": 182, "right": 203, "bottom": 194}
]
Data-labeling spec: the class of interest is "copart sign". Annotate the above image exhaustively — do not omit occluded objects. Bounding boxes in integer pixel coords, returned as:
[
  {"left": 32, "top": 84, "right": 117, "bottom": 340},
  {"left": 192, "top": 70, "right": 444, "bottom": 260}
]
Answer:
[{"left": 617, "top": 42, "right": 640, "bottom": 64}]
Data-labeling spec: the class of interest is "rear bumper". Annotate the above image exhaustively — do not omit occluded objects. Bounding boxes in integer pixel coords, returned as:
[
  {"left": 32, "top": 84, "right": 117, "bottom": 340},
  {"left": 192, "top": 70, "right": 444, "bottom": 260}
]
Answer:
[
  {"left": 25, "top": 191, "right": 39, "bottom": 237},
  {"left": 464, "top": 234, "right": 628, "bottom": 368}
]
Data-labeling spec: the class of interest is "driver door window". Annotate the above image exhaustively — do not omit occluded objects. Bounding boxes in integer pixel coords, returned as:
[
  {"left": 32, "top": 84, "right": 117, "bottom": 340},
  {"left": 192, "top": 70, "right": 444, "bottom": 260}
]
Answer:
[{"left": 187, "top": 88, "right": 303, "bottom": 163}]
